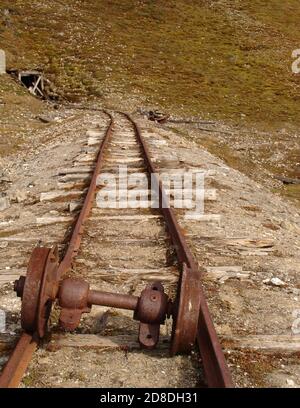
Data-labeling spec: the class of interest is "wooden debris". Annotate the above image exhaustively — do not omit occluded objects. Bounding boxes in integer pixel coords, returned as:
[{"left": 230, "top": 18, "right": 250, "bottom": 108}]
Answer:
[
  {"left": 191, "top": 237, "right": 275, "bottom": 255},
  {"left": 225, "top": 238, "right": 275, "bottom": 249},
  {"left": 69, "top": 201, "right": 83, "bottom": 212},
  {"left": 159, "top": 168, "right": 216, "bottom": 176},
  {"left": 205, "top": 266, "right": 250, "bottom": 283},
  {"left": 225, "top": 238, "right": 275, "bottom": 255}
]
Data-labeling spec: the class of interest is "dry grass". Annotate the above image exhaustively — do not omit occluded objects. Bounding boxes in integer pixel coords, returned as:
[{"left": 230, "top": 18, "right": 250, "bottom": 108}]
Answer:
[
  {"left": 0, "top": 0, "right": 300, "bottom": 126},
  {"left": 1, "top": 1, "right": 300, "bottom": 202}
]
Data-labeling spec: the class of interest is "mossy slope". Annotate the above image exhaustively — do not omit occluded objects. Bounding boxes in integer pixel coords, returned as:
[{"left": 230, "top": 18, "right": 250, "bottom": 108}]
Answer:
[{"left": 0, "top": 0, "right": 300, "bottom": 126}]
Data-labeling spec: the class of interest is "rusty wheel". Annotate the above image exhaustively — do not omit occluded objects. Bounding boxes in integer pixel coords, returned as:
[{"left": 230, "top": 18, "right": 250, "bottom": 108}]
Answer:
[
  {"left": 37, "top": 246, "right": 59, "bottom": 337},
  {"left": 19, "top": 246, "right": 59, "bottom": 338},
  {"left": 170, "top": 263, "right": 202, "bottom": 355}
]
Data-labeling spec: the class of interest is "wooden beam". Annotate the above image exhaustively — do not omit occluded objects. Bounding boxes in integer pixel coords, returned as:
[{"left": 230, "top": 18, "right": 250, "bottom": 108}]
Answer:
[
  {"left": 222, "top": 334, "right": 300, "bottom": 354},
  {"left": 47, "top": 333, "right": 169, "bottom": 352}
]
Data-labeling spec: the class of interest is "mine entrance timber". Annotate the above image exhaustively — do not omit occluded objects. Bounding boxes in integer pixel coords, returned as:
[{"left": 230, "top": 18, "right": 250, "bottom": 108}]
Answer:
[{"left": 7, "top": 69, "right": 54, "bottom": 99}]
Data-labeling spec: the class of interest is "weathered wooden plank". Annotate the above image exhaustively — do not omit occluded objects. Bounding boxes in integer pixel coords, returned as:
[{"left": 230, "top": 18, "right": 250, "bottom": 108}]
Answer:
[
  {"left": 0, "top": 274, "right": 23, "bottom": 282},
  {"left": 225, "top": 238, "right": 275, "bottom": 248},
  {"left": 36, "top": 216, "right": 73, "bottom": 225},
  {"left": 159, "top": 169, "right": 216, "bottom": 176},
  {"left": 97, "top": 188, "right": 217, "bottom": 201},
  {"left": 58, "top": 174, "right": 91, "bottom": 183},
  {"left": 76, "top": 155, "right": 96, "bottom": 163},
  {"left": 90, "top": 214, "right": 161, "bottom": 221},
  {"left": 111, "top": 141, "right": 137, "bottom": 145},
  {"left": 40, "top": 190, "right": 84, "bottom": 202},
  {"left": 0, "top": 237, "right": 44, "bottom": 243},
  {"left": 99, "top": 167, "right": 146, "bottom": 173},
  {"left": 86, "top": 267, "right": 178, "bottom": 283},
  {"left": 86, "top": 130, "right": 103, "bottom": 137},
  {"left": 57, "top": 181, "right": 86, "bottom": 190},
  {"left": 105, "top": 158, "right": 144, "bottom": 163},
  {"left": 47, "top": 334, "right": 169, "bottom": 352},
  {"left": 184, "top": 214, "right": 221, "bottom": 223},
  {"left": 58, "top": 167, "right": 93, "bottom": 175},
  {"left": 222, "top": 335, "right": 300, "bottom": 354}
]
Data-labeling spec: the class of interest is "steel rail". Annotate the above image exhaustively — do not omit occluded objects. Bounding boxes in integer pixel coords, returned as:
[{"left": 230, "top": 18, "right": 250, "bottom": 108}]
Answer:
[
  {"left": 0, "top": 333, "right": 37, "bottom": 388},
  {"left": 0, "top": 111, "right": 233, "bottom": 388},
  {"left": 124, "top": 113, "right": 233, "bottom": 388},
  {"left": 55, "top": 110, "right": 114, "bottom": 280},
  {"left": 0, "top": 112, "right": 114, "bottom": 388}
]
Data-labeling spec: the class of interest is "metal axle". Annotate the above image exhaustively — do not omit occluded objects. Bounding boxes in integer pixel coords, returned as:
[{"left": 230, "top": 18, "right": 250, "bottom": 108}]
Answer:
[{"left": 14, "top": 269, "right": 172, "bottom": 349}]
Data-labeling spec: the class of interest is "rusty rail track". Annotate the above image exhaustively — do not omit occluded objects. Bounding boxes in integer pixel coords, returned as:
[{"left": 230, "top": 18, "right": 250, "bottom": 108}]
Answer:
[{"left": 0, "top": 111, "right": 233, "bottom": 388}]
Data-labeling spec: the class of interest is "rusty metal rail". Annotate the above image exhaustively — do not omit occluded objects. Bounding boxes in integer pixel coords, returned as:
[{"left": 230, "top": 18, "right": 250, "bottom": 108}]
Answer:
[
  {"left": 0, "top": 111, "right": 233, "bottom": 388},
  {"left": 0, "top": 333, "right": 37, "bottom": 388},
  {"left": 56, "top": 110, "right": 114, "bottom": 280},
  {"left": 126, "top": 113, "right": 233, "bottom": 387},
  {"left": 0, "top": 111, "right": 114, "bottom": 389}
]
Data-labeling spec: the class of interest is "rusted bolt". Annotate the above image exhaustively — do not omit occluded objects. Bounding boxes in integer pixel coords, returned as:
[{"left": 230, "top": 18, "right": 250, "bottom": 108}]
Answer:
[
  {"left": 134, "top": 282, "right": 169, "bottom": 325},
  {"left": 14, "top": 276, "right": 26, "bottom": 298}
]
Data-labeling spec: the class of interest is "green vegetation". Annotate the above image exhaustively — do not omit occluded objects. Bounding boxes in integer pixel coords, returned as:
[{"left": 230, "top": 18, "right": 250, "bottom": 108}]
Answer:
[{"left": 1, "top": 0, "right": 300, "bottom": 126}]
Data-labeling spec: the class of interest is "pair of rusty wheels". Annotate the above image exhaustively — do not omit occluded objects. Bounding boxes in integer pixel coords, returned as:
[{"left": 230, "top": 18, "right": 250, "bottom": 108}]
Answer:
[{"left": 16, "top": 247, "right": 201, "bottom": 354}]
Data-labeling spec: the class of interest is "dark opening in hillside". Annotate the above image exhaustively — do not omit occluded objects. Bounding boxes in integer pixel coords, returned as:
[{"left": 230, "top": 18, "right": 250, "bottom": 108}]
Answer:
[
  {"left": 7, "top": 69, "right": 58, "bottom": 100},
  {"left": 19, "top": 70, "right": 44, "bottom": 97}
]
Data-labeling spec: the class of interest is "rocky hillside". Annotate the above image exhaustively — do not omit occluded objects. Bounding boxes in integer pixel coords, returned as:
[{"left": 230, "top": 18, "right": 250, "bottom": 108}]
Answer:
[
  {"left": 1, "top": 1, "right": 300, "bottom": 205},
  {"left": 1, "top": 0, "right": 300, "bottom": 126}
]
